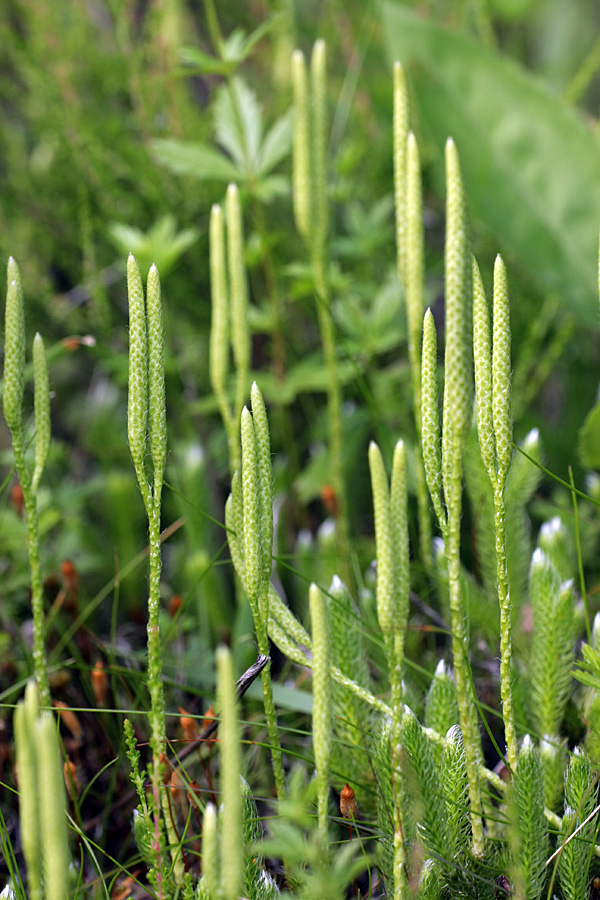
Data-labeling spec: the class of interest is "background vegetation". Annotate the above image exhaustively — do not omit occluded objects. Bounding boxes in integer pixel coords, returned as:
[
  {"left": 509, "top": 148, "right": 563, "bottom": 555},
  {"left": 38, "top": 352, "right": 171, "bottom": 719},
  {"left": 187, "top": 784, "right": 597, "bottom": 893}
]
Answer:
[{"left": 3, "top": 0, "right": 600, "bottom": 897}]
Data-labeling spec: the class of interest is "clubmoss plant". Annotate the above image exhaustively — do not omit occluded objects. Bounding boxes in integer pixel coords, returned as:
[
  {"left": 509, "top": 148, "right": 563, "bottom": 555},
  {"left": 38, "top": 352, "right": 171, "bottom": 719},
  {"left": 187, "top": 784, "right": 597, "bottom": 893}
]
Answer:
[
  {"left": 472, "top": 255, "right": 517, "bottom": 769},
  {"left": 420, "top": 140, "right": 484, "bottom": 856},
  {"left": 126, "top": 253, "right": 168, "bottom": 875},
  {"left": 393, "top": 63, "right": 432, "bottom": 570},
  {"left": 292, "top": 41, "right": 351, "bottom": 589},
  {"left": 14, "top": 682, "right": 70, "bottom": 900},
  {"left": 209, "top": 184, "right": 250, "bottom": 475},
  {"left": 308, "top": 581, "right": 332, "bottom": 838},
  {"left": 529, "top": 548, "right": 577, "bottom": 744},
  {"left": 509, "top": 734, "right": 548, "bottom": 900},
  {"left": 556, "top": 748, "right": 599, "bottom": 900},
  {"left": 3, "top": 259, "right": 51, "bottom": 708},
  {"left": 369, "top": 439, "right": 410, "bottom": 896},
  {"left": 217, "top": 645, "right": 242, "bottom": 900},
  {"left": 224, "top": 383, "right": 285, "bottom": 801}
]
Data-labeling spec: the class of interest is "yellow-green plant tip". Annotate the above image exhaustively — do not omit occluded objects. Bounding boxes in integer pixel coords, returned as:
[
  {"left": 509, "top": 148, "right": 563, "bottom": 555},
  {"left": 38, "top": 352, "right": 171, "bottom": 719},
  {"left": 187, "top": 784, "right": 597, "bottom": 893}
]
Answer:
[
  {"left": 4, "top": 262, "right": 26, "bottom": 435},
  {"left": 14, "top": 693, "right": 42, "bottom": 900},
  {"left": 146, "top": 263, "right": 167, "bottom": 491},
  {"left": 202, "top": 802, "right": 218, "bottom": 900},
  {"left": 35, "top": 713, "right": 70, "bottom": 900},
  {"left": 390, "top": 439, "right": 410, "bottom": 628},
  {"left": 250, "top": 382, "right": 273, "bottom": 582},
  {"left": 368, "top": 441, "right": 394, "bottom": 636},
  {"left": 310, "top": 39, "right": 328, "bottom": 249},
  {"left": 421, "top": 309, "right": 445, "bottom": 531},
  {"left": 31, "top": 332, "right": 51, "bottom": 494},
  {"left": 126, "top": 253, "right": 148, "bottom": 476},
  {"left": 240, "top": 406, "right": 262, "bottom": 605},
  {"left": 226, "top": 184, "right": 249, "bottom": 381},
  {"left": 393, "top": 61, "right": 409, "bottom": 287},
  {"left": 309, "top": 581, "right": 332, "bottom": 836},
  {"left": 405, "top": 131, "right": 424, "bottom": 360},
  {"left": 472, "top": 258, "right": 495, "bottom": 480},
  {"left": 492, "top": 254, "right": 513, "bottom": 484},
  {"left": 217, "top": 645, "right": 242, "bottom": 900},
  {"left": 292, "top": 49, "right": 311, "bottom": 240},
  {"left": 209, "top": 203, "right": 229, "bottom": 407},
  {"left": 443, "top": 138, "right": 473, "bottom": 446}
]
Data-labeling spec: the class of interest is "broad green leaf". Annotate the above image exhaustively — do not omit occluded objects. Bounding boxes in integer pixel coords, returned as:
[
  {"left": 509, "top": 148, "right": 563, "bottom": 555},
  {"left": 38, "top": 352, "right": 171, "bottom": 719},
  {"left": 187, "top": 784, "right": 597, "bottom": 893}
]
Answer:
[
  {"left": 579, "top": 401, "right": 600, "bottom": 470},
  {"left": 151, "top": 138, "right": 240, "bottom": 182},
  {"left": 379, "top": 2, "right": 600, "bottom": 325}
]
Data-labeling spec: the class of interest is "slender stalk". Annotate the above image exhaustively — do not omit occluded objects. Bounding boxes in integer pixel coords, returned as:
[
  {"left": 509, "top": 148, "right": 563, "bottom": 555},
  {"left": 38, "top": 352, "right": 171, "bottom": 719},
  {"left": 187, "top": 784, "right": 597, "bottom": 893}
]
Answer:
[
  {"left": 494, "top": 486, "right": 517, "bottom": 770},
  {"left": 235, "top": 387, "right": 286, "bottom": 801},
  {"left": 445, "top": 453, "right": 484, "bottom": 855},
  {"left": 421, "top": 141, "right": 484, "bottom": 856},
  {"left": 126, "top": 256, "right": 168, "bottom": 892},
  {"left": 293, "top": 42, "right": 352, "bottom": 590},
  {"left": 3, "top": 261, "right": 51, "bottom": 708},
  {"left": 473, "top": 255, "right": 517, "bottom": 770},
  {"left": 394, "top": 65, "right": 432, "bottom": 571}
]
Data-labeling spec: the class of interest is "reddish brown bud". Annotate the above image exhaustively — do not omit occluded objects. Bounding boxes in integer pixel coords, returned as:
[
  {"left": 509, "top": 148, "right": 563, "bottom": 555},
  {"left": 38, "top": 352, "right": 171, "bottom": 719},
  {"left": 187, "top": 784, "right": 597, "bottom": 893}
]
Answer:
[
  {"left": 62, "top": 336, "right": 81, "bottom": 352},
  {"left": 10, "top": 483, "right": 24, "bottom": 518},
  {"left": 321, "top": 484, "right": 338, "bottom": 517},
  {"left": 169, "top": 594, "right": 183, "bottom": 617},
  {"left": 53, "top": 701, "right": 83, "bottom": 745},
  {"left": 91, "top": 659, "right": 108, "bottom": 707},
  {"left": 60, "top": 559, "right": 79, "bottom": 592},
  {"left": 340, "top": 783, "right": 357, "bottom": 820},
  {"left": 202, "top": 705, "right": 217, "bottom": 744},
  {"left": 64, "top": 756, "right": 79, "bottom": 800},
  {"left": 179, "top": 707, "right": 199, "bottom": 743}
]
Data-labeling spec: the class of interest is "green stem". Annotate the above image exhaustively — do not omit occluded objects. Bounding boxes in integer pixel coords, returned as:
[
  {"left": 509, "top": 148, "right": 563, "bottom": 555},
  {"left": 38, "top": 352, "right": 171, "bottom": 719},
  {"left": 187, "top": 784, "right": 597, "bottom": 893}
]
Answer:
[
  {"left": 146, "top": 496, "right": 167, "bottom": 890},
  {"left": 494, "top": 485, "right": 517, "bottom": 771},
  {"left": 312, "top": 250, "right": 352, "bottom": 591},
  {"left": 388, "top": 634, "right": 408, "bottom": 898},
  {"left": 254, "top": 582, "right": 285, "bottom": 802},
  {"left": 13, "top": 433, "right": 50, "bottom": 709},
  {"left": 146, "top": 500, "right": 166, "bottom": 756},
  {"left": 446, "top": 448, "right": 484, "bottom": 857}
]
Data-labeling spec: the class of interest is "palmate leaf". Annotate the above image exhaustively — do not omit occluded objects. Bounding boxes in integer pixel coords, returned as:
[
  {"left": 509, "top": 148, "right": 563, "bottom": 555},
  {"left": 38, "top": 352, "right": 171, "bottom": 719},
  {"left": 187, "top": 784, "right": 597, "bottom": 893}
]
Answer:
[
  {"left": 214, "top": 78, "right": 293, "bottom": 178},
  {"left": 380, "top": 2, "right": 600, "bottom": 326},
  {"left": 152, "top": 78, "right": 292, "bottom": 193}
]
